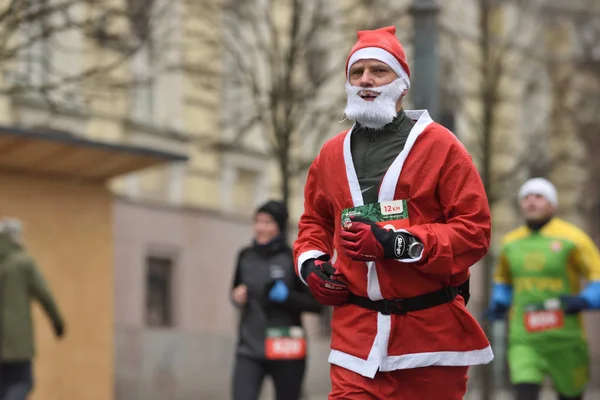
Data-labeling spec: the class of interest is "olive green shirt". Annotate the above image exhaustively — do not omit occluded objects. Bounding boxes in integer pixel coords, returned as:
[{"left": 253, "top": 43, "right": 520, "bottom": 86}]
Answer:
[
  {"left": 0, "top": 234, "right": 63, "bottom": 360},
  {"left": 350, "top": 110, "right": 415, "bottom": 204}
]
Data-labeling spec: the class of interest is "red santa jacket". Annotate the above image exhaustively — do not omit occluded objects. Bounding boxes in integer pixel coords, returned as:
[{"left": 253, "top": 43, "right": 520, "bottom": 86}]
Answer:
[{"left": 293, "top": 110, "right": 493, "bottom": 378}]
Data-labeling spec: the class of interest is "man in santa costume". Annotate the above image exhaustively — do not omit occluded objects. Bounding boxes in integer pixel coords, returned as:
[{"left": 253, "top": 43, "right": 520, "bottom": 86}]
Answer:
[{"left": 293, "top": 26, "right": 494, "bottom": 399}]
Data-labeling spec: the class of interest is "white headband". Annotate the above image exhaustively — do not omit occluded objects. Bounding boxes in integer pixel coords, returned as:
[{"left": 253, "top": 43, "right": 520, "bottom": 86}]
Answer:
[
  {"left": 347, "top": 47, "right": 411, "bottom": 89},
  {"left": 518, "top": 178, "right": 558, "bottom": 207}
]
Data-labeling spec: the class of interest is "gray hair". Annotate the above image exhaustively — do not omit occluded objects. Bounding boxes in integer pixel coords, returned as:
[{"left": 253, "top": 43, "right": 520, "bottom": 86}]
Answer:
[{"left": 0, "top": 218, "right": 23, "bottom": 237}]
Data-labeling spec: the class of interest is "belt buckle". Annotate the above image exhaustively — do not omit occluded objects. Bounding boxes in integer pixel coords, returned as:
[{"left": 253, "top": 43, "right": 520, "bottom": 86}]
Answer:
[{"left": 381, "top": 298, "right": 403, "bottom": 315}]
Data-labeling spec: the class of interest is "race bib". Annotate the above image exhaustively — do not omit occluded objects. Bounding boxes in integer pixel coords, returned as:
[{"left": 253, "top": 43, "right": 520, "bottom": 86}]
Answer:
[
  {"left": 341, "top": 200, "right": 410, "bottom": 231},
  {"left": 524, "top": 310, "right": 564, "bottom": 333},
  {"left": 265, "top": 326, "right": 306, "bottom": 360}
]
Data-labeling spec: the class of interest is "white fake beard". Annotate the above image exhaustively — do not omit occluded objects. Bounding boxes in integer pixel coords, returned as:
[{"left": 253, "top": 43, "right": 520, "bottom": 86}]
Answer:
[{"left": 343, "top": 78, "right": 407, "bottom": 129}]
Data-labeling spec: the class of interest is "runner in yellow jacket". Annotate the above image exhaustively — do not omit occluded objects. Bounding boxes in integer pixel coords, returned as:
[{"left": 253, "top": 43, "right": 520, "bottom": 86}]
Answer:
[{"left": 487, "top": 178, "right": 600, "bottom": 400}]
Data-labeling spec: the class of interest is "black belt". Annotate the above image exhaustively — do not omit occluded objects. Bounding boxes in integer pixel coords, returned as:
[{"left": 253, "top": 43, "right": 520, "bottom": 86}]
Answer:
[
  {"left": 348, "top": 286, "right": 460, "bottom": 315},
  {"left": 457, "top": 277, "right": 470, "bottom": 305}
]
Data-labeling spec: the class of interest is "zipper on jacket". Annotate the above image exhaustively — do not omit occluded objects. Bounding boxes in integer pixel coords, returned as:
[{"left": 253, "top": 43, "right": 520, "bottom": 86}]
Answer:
[{"left": 361, "top": 131, "right": 374, "bottom": 179}]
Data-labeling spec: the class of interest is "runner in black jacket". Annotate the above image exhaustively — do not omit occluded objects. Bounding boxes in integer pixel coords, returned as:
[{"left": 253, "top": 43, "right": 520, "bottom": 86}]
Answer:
[{"left": 230, "top": 200, "right": 322, "bottom": 400}]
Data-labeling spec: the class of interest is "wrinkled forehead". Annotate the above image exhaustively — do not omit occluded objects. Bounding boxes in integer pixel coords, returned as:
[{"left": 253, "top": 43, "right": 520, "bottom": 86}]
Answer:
[
  {"left": 349, "top": 58, "right": 394, "bottom": 71},
  {"left": 346, "top": 47, "right": 408, "bottom": 86}
]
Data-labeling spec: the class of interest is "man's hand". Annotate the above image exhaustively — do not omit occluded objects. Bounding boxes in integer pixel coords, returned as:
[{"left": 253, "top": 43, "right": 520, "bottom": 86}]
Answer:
[
  {"left": 560, "top": 295, "right": 591, "bottom": 315},
  {"left": 232, "top": 284, "right": 248, "bottom": 306},
  {"left": 301, "top": 259, "right": 349, "bottom": 306},
  {"left": 340, "top": 216, "right": 420, "bottom": 261}
]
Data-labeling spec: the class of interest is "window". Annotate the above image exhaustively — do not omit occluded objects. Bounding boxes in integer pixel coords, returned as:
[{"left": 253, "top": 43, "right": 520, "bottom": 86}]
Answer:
[
  {"left": 14, "top": 0, "right": 52, "bottom": 89},
  {"left": 145, "top": 256, "right": 174, "bottom": 327},
  {"left": 220, "top": 154, "right": 269, "bottom": 215},
  {"left": 130, "top": 46, "right": 155, "bottom": 122},
  {"left": 233, "top": 167, "right": 260, "bottom": 211}
]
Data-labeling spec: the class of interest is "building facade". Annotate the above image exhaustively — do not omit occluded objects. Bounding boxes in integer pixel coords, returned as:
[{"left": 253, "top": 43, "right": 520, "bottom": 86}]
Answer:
[{"left": 1, "top": 0, "right": 599, "bottom": 398}]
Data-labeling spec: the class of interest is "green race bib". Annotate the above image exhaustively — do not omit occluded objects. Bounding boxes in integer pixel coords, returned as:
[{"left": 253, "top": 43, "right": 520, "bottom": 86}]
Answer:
[{"left": 341, "top": 200, "right": 409, "bottom": 229}]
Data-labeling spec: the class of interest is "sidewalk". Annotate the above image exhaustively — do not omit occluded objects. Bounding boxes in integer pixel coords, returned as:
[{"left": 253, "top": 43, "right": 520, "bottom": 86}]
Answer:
[
  {"left": 305, "top": 388, "right": 600, "bottom": 399},
  {"left": 465, "top": 388, "right": 600, "bottom": 399}
]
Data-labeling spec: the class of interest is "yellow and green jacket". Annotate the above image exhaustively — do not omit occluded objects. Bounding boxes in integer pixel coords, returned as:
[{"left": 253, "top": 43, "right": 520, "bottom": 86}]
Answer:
[{"left": 492, "top": 218, "right": 600, "bottom": 346}]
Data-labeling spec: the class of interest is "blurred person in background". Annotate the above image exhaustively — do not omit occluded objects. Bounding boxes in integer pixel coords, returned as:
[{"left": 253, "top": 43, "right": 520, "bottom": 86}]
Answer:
[
  {"left": 294, "top": 26, "right": 493, "bottom": 399},
  {"left": 230, "top": 200, "right": 322, "bottom": 400},
  {"left": 487, "top": 178, "right": 600, "bottom": 400},
  {"left": 0, "top": 218, "right": 65, "bottom": 400}
]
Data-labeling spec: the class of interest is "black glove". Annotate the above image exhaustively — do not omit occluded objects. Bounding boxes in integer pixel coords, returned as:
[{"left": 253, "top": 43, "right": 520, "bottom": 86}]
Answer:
[
  {"left": 340, "top": 216, "right": 422, "bottom": 261},
  {"left": 54, "top": 321, "right": 65, "bottom": 338},
  {"left": 560, "top": 295, "right": 591, "bottom": 315},
  {"left": 301, "top": 258, "right": 349, "bottom": 306}
]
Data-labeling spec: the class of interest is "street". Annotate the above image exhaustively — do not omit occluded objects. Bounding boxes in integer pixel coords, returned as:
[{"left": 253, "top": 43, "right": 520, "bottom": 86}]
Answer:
[{"left": 301, "top": 388, "right": 600, "bottom": 399}]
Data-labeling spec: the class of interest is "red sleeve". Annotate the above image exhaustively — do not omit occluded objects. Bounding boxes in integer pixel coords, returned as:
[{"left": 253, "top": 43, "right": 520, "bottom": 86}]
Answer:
[
  {"left": 293, "top": 153, "right": 335, "bottom": 284},
  {"left": 403, "top": 151, "right": 492, "bottom": 276}
]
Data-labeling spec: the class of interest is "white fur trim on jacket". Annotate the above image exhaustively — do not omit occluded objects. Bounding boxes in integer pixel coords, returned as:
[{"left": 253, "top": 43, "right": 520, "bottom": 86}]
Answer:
[
  {"left": 297, "top": 249, "right": 327, "bottom": 285},
  {"left": 329, "top": 345, "right": 494, "bottom": 378}
]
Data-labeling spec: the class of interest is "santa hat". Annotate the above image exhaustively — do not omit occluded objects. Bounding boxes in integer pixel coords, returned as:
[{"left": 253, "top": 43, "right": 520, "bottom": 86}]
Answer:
[
  {"left": 518, "top": 178, "right": 558, "bottom": 207},
  {"left": 345, "top": 26, "right": 410, "bottom": 88}
]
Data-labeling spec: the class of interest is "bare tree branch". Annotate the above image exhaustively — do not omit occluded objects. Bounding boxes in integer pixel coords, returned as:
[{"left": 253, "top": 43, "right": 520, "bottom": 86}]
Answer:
[
  {"left": 0, "top": 0, "right": 180, "bottom": 112},
  {"left": 185, "top": 0, "right": 410, "bottom": 205}
]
